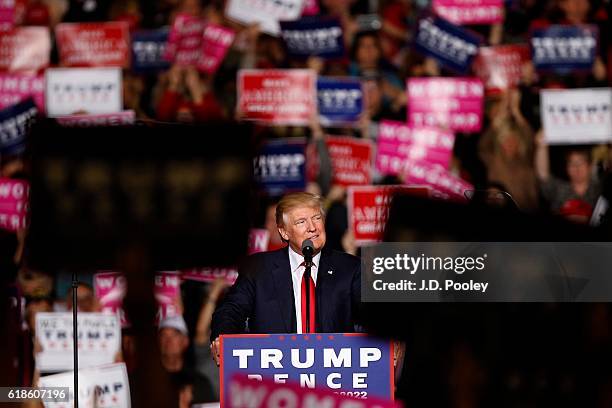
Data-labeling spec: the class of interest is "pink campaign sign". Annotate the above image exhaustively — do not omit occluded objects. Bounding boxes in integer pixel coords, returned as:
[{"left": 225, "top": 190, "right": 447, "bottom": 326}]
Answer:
[
  {"left": 154, "top": 271, "right": 182, "bottom": 324},
  {"left": 0, "top": 27, "right": 51, "bottom": 73},
  {"left": 93, "top": 271, "right": 130, "bottom": 328},
  {"left": 402, "top": 160, "right": 473, "bottom": 202},
  {"left": 55, "top": 110, "right": 135, "bottom": 127},
  {"left": 376, "top": 120, "right": 455, "bottom": 176},
  {"left": 165, "top": 13, "right": 206, "bottom": 65},
  {"left": 0, "top": 178, "right": 28, "bottom": 232},
  {"left": 301, "top": 0, "right": 320, "bottom": 16},
  {"left": 408, "top": 77, "right": 484, "bottom": 133},
  {"left": 181, "top": 267, "right": 238, "bottom": 284},
  {"left": 0, "top": 0, "right": 14, "bottom": 30},
  {"left": 0, "top": 73, "right": 45, "bottom": 111},
  {"left": 248, "top": 228, "right": 270, "bottom": 254},
  {"left": 432, "top": 0, "right": 504, "bottom": 25},
  {"left": 198, "top": 24, "right": 235, "bottom": 74}
]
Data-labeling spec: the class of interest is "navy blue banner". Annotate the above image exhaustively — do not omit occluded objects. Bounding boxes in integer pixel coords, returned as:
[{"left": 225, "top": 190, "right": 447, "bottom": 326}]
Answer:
[
  {"left": 254, "top": 139, "right": 307, "bottom": 195},
  {"left": 0, "top": 98, "right": 38, "bottom": 157},
  {"left": 220, "top": 334, "right": 394, "bottom": 401},
  {"left": 414, "top": 15, "right": 482, "bottom": 73},
  {"left": 131, "top": 29, "right": 171, "bottom": 73},
  {"left": 531, "top": 25, "right": 598, "bottom": 72},
  {"left": 280, "top": 18, "right": 344, "bottom": 59},
  {"left": 317, "top": 77, "right": 363, "bottom": 125}
]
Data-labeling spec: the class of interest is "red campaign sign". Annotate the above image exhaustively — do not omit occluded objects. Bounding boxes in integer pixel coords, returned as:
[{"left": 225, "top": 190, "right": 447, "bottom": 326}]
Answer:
[
  {"left": 198, "top": 24, "right": 235, "bottom": 74},
  {"left": 0, "top": 73, "right": 45, "bottom": 111},
  {"left": 301, "top": 0, "right": 320, "bottom": 16},
  {"left": 348, "top": 185, "right": 430, "bottom": 245},
  {"left": 0, "top": 178, "right": 28, "bottom": 232},
  {"left": 165, "top": 13, "right": 206, "bottom": 65},
  {"left": 55, "top": 110, "right": 135, "bottom": 127},
  {"left": 326, "top": 136, "right": 373, "bottom": 186},
  {"left": 432, "top": 0, "right": 504, "bottom": 25},
  {"left": 181, "top": 267, "right": 238, "bottom": 284},
  {"left": 228, "top": 375, "right": 400, "bottom": 408},
  {"left": 473, "top": 44, "right": 530, "bottom": 93},
  {"left": 238, "top": 69, "right": 316, "bottom": 125},
  {"left": 402, "top": 160, "right": 473, "bottom": 202},
  {"left": 0, "top": 27, "right": 50, "bottom": 73},
  {"left": 55, "top": 22, "right": 130, "bottom": 67}
]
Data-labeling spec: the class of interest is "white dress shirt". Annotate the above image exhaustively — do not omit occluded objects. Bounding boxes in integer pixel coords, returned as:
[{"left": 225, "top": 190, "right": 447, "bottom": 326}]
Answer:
[{"left": 288, "top": 246, "right": 321, "bottom": 334}]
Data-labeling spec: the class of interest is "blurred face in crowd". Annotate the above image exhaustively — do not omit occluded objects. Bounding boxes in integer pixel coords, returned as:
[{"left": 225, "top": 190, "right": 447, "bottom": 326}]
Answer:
[
  {"left": 356, "top": 36, "right": 381, "bottom": 71},
  {"left": 363, "top": 79, "right": 382, "bottom": 114},
  {"left": 566, "top": 151, "right": 591, "bottom": 185},
  {"left": 278, "top": 205, "right": 326, "bottom": 255},
  {"left": 67, "top": 284, "right": 96, "bottom": 312},
  {"left": 159, "top": 328, "right": 189, "bottom": 372},
  {"left": 559, "top": 0, "right": 590, "bottom": 22}
]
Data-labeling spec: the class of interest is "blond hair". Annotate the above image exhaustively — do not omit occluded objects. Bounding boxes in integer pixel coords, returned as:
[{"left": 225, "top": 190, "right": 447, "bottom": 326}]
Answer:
[{"left": 275, "top": 192, "right": 325, "bottom": 227}]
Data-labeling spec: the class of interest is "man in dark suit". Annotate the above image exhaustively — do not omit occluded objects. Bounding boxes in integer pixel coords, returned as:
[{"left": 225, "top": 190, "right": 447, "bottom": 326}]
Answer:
[{"left": 210, "top": 192, "right": 361, "bottom": 364}]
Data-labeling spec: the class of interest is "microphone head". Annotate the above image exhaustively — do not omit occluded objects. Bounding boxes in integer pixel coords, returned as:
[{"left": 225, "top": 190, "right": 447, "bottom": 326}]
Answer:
[{"left": 301, "top": 239, "right": 314, "bottom": 256}]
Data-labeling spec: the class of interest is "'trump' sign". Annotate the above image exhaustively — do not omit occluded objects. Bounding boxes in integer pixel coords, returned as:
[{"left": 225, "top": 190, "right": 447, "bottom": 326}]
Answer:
[
  {"left": 253, "top": 138, "right": 307, "bottom": 195},
  {"left": 131, "top": 28, "right": 171, "bottom": 72},
  {"left": 531, "top": 25, "right": 598, "bottom": 72},
  {"left": 0, "top": 98, "right": 38, "bottom": 157},
  {"left": 408, "top": 77, "right": 484, "bottom": 132},
  {"left": 414, "top": 15, "right": 482, "bottom": 73},
  {"left": 220, "top": 334, "right": 394, "bottom": 403},
  {"left": 317, "top": 77, "right": 363, "bottom": 125},
  {"left": 281, "top": 18, "right": 344, "bottom": 59}
]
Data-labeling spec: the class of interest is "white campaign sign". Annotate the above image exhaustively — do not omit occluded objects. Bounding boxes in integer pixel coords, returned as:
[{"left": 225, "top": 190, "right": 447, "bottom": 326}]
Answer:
[
  {"left": 541, "top": 88, "right": 612, "bottom": 144},
  {"left": 225, "top": 0, "right": 304, "bottom": 36},
  {"left": 35, "top": 312, "right": 121, "bottom": 373},
  {"left": 38, "top": 363, "right": 131, "bottom": 408},
  {"left": 45, "top": 68, "right": 123, "bottom": 117}
]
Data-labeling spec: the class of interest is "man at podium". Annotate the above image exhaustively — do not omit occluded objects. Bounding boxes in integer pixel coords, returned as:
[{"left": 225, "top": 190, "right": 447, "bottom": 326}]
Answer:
[{"left": 210, "top": 192, "right": 361, "bottom": 364}]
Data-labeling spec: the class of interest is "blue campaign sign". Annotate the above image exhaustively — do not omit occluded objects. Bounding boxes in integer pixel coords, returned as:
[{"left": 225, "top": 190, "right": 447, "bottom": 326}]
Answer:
[
  {"left": 253, "top": 139, "right": 307, "bottom": 195},
  {"left": 317, "top": 77, "right": 363, "bottom": 125},
  {"left": 131, "top": 28, "right": 171, "bottom": 73},
  {"left": 0, "top": 98, "right": 38, "bottom": 157},
  {"left": 280, "top": 18, "right": 344, "bottom": 59},
  {"left": 414, "top": 15, "right": 482, "bottom": 73},
  {"left": 220, "top": 333, "right": 394, "bottom": 403},
  {"left": 531, "top": 25, "right": 598, "bottom": 72}
]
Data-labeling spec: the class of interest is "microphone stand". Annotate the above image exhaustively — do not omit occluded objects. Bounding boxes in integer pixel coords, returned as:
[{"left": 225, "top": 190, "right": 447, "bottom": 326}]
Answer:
[
  {"left": 304, "top": 260, "right": 312, "bottom": 333},
  {"left": 71, "top": 270, "right": 78, "bottom": 408}
]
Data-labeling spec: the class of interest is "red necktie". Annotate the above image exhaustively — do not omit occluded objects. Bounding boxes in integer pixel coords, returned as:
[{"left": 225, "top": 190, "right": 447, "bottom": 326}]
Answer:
[{"left": 301, "top": 271, "right": 316, "bottom": 333}]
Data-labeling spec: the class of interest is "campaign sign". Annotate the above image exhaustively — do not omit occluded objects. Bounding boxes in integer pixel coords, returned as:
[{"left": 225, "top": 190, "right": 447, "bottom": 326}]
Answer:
[
  {"left": 220, "top": 334, "right": 394, "bottom": 403},
  {"left": 540, "top": 88, "right": 612, "bottom": 145},
  {"left": 317, "top": 77, "right": 363, "bottom": 125},
  {"left": 0, "top": 98, "right": 38, "bottom": 156},
  {"left": 408, "top": 77, "right": 484, "bottom": 133},
  {"left": 414, "top": 15, "right": 482, "bottom": 73},
  {"left": 45, "top": 68, "right": 122, "bottom": 117},
  {"left": 35, "top": 312, "right": 121, "bottom": 373},
  {"left": 0, "top": 178, "right": 28, "bottom": 232},
  {"left": 155, "top": 271, "right": 182, "bottom": 325},
  {"left": 348, "top": 185, "right": 430, "bottom": 244},
  {"left": 402, "top": 160, "right": 473, "bottom": 201},
  {"left": 248, "top": 228, "right": 270, "bottom": 254},
  {"left": 432, "top": 0, "right": 503, "bottom": 25},
  {"left": 38, "top": 363, "right": 131, "bottom": 408},
  {"left": 182, "top": 267, "right": 239, "bottom": 284},
  {"left": 0, "top": 73, "right": 45, "bottom": 111},
  {"left": 55, "top": 22, "right": 130, "bottom": 68},
  {"left": 225, "top": 0, "right": 304, "bottom": 36},
  {"left": 301, "top": 0, "right": 319, "bottom": 16},
  {"left": 280, "top": 18, "right": 344, "bottom": 59},
  {"left": 131, "top": 28, "right": 171, "bottom": 72},
  {"left": 473, "top": 44, "right": 530, "bottom": 93},
  {"left": 0, "top": 0, "right": 14, "bottom": 30},
  {"left": 0, "top": 26, "right": 51, "bottom": 73},
  {"left": 228, "top": 375, "right": 400, "bottom": 408},
  {"left": 199, "top": 24, "right": 235, "bottom": 74},
  {"left": 253, "top": 138, "right": 307, "bottom": 194},
  {"left": 376, "top": 120, "right": 455, "bottom": 176},
  {"left": 165, "top": 13, "right": 206, "bottom": 65},
  {"left": 55, "top": 110, "right": 135, "bottom": 127},
  {"left": 531, "top": 25, "right": 598, "bottom": 72},
  {"left": 238, "top": 69, "right": 316, "bottom": 125},
  {"left": 94, "top": 271, "right": 130, "bottom": 328},
  {"left": 326, "top": 136, "right": 372, "bottom": 186}
]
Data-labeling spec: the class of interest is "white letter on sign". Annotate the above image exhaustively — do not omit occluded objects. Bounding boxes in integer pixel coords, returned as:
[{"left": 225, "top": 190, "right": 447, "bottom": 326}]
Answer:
[
  {"left": 268, "top": 389, "right": 298, "bottom": 408},
  {"left": 261, "top": 349, "right": 283, "bottom": 368},
  {"left": 327, "top": 373, "right": 341, "bottom": 389},
  {"left": 233, "top": 349, "right": 254, "bottom": 368},
  {"left": 359, "top": 348, "right": 381, "bottom": 367},
  {"left": 353, "top": 373, "right": 367, "bottom": 388},
  {"left": 323, "top": 348, "right": 351, "bottom": 368},
  {"left": 291, "top": 348, "right": 314, "bottom": 368}
]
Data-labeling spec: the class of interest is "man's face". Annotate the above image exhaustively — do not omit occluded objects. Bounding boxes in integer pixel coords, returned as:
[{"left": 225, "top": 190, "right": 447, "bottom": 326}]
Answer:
[
  {"left": 566, "top": 152, "right": 590, "bottom": 185},
  {"left": 278, "top": 206, "right": 326, "bottom": 255},
  {"left": 159, "top": 328, "right": 189, "bottom": 356}
]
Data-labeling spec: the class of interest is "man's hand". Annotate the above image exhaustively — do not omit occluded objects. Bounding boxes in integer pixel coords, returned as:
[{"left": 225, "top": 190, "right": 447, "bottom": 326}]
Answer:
[{"left": 211, "top": 337, "right": 221, "bottom": 366}]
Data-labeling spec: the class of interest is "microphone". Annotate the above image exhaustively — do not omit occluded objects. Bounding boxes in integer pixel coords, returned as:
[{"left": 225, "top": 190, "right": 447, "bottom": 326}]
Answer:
[{"left": 302, "top": 239, "right": 314, "bottom": 266}]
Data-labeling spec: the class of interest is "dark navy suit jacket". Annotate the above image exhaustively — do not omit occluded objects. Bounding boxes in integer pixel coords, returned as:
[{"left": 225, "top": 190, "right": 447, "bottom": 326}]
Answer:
[{"left": 211, "top": 246, "right": 361, "bottom": 339}]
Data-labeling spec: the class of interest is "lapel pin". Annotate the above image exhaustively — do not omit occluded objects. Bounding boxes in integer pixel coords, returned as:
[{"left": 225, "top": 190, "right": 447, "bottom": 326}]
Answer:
[{"left": 328, "top": 270, "right": 333, "bottom": 275}]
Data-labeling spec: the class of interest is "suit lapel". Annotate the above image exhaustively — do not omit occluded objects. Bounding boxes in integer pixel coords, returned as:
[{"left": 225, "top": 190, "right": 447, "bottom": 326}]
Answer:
[
  {"left": 315, "top": 248, "right": 333, "bottom": 332},
  {"left": 271, "top": 247, "right": 295, "bottom": 332}
]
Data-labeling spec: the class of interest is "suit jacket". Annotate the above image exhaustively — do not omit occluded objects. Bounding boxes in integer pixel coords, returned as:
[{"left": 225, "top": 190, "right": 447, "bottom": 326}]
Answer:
[{"left": 211, "top": 246, "right": 361, "bottom": 339}]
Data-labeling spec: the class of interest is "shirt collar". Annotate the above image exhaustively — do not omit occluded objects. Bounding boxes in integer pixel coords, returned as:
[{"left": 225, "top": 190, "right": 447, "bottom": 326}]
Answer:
[{"left": 288, "top": 245, "right": 321, "bottom": 272}]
